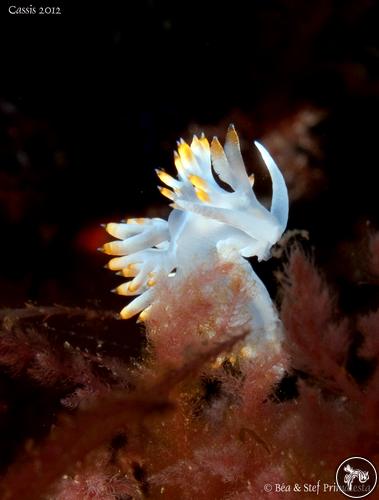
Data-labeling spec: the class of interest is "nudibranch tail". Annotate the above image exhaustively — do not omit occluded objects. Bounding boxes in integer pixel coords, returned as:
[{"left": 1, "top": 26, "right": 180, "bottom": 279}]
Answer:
[{"left": 102, "top": 125, "right": 288, "bottom": 326}]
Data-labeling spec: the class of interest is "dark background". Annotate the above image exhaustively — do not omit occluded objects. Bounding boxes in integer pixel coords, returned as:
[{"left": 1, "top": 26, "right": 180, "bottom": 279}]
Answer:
[{"left": 0, "top": 0, "right": 378, "bottom": 312}]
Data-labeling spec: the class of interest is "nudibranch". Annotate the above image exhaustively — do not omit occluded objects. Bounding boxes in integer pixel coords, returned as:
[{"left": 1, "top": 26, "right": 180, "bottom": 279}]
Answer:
[{"left": 102, "top": 125, "right": 288, "bottom": 346}]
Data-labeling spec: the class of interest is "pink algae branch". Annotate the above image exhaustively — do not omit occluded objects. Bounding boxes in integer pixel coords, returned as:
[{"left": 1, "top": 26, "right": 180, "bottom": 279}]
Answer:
[
  {"left": 0, "top": 330, "right": 248, "bottom": 500},
  {"left": 280, "top": 247, "right": 362, "bottom": 401}
]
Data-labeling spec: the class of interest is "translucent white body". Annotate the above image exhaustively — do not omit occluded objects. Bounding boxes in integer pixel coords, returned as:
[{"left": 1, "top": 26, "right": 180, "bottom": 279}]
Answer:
[{"left": 103, "top": 125, "right": 288, "bottom": 347}]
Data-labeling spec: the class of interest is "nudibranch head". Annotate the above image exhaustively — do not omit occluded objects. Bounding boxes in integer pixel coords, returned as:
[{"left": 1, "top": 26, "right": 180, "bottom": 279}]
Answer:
[{"left": 102, "top": 125, "right": 288, "bottom": 321}]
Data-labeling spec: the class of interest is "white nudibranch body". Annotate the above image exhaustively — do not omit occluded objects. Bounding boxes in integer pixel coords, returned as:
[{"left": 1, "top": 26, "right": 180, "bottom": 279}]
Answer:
[{"left": 102, "top": 125, "right": 288, "bottom": 349}]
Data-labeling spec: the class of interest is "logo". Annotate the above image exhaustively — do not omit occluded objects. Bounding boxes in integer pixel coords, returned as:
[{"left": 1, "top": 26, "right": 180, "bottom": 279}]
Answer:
[{"left": 336, "top": 457, "right": 377, "bottom": 498}]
